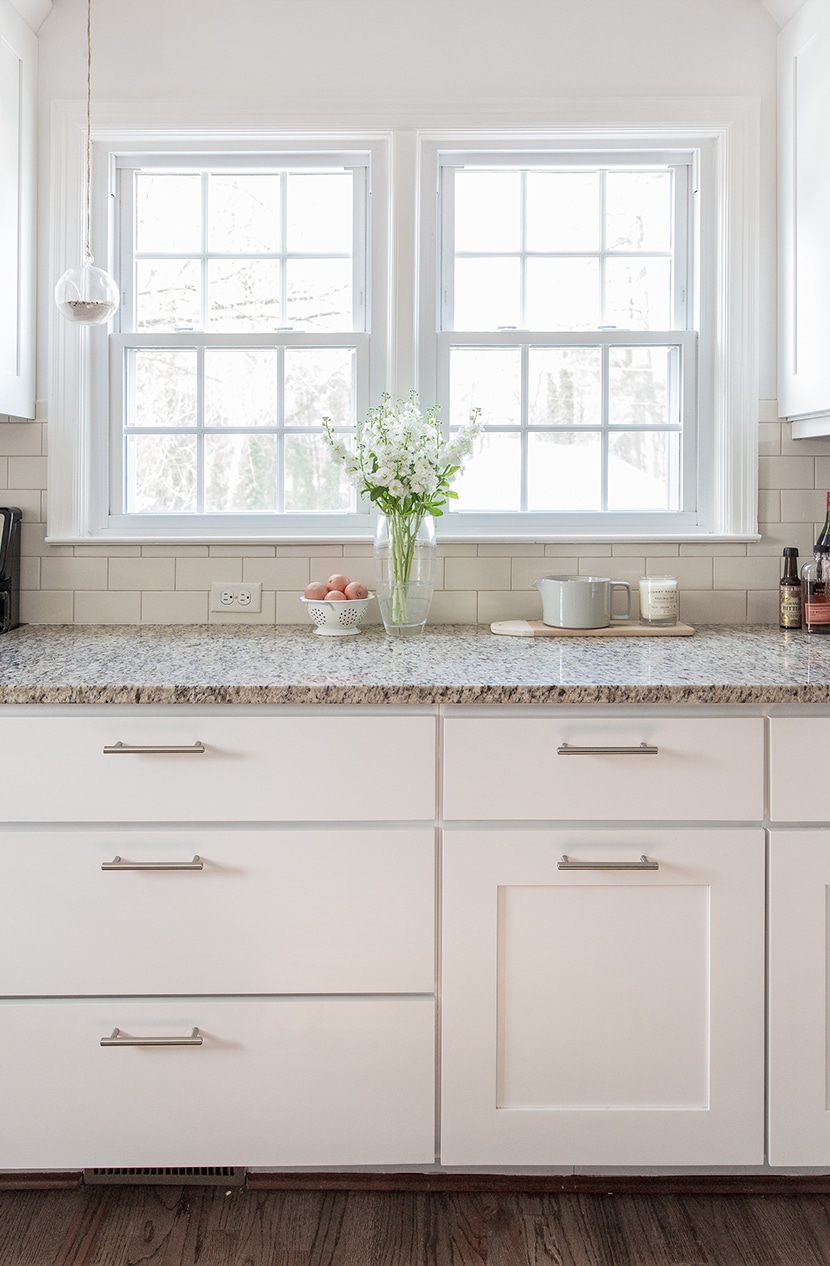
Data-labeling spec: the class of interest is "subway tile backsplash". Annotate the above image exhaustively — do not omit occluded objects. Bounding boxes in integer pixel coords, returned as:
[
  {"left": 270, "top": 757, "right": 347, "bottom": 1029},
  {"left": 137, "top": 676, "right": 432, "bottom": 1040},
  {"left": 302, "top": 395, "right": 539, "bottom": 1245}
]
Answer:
[{"left": 1, "top": 402, "right": 828, "bottom": 626}]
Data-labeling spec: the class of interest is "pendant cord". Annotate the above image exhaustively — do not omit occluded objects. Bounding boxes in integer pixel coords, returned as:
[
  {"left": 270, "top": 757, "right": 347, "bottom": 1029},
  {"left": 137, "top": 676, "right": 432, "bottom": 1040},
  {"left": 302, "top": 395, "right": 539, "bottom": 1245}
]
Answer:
[{"left": 84, "top": 0, "right": 92, "bottom": 264}]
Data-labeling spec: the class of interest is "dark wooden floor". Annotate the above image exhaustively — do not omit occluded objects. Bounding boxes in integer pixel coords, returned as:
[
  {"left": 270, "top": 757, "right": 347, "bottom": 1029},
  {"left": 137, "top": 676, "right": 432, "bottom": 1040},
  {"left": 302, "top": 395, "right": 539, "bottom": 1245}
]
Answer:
[{"left": 2, "top": 1186, "right": 830, "bottom": 1266}]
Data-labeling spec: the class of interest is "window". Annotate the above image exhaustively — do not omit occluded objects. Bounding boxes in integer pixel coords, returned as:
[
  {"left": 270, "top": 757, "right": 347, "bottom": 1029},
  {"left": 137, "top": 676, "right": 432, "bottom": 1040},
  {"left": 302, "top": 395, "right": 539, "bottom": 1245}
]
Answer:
[
  {"left": 47, "top": 103, "right": 758, "bottom": 543},
  {"left": 425, "top": 148, "right": 702, "bottom": 535},
  {"left": 438, "top": 156, "right": 696, "bottom": 526},
  {"left": 106, "top": 151, "right": 379, "bottom": 534}
]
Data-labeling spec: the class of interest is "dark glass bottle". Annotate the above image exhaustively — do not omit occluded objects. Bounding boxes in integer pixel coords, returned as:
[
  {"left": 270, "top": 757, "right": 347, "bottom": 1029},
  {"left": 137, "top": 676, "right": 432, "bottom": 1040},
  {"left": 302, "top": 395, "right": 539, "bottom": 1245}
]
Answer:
[
  {"left": 802, "top": 544, "right": 830, "bottom": 634},
  {"left": 779, "top": 547, "right": 802, "bottom": 629},
  {"left": 816, "top": 492, "right": 830, "bottom": 550}
]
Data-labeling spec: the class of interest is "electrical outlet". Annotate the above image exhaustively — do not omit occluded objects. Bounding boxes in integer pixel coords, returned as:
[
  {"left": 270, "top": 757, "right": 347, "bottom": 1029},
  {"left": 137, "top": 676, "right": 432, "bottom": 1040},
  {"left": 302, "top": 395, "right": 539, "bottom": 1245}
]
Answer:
[{"left": 209, "top": 582, "right": 262, "bottom": 613}]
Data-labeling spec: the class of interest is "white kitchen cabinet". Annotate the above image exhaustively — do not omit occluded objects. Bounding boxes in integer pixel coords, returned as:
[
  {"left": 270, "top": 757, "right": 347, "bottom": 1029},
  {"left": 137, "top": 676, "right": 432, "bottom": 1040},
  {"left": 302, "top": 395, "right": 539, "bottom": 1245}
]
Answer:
[
  {"left": 0, "top": 997, "right": 435, "bottom": 1169},
  {"left": 0, "top": 712, "right": 436, "bottom": 821},
  {"left": 769, "top": 716, "right": 830, "bottom": 821},
  {"left": 778, "top": 0, "right": 830, "bottom": 435},
  {"left": 0, "top": 0, "right": 36, "bottom": 419},
  {"left": 441, "top": 828, "right": 765, "bottom": 1167},
  {"left": 769, "top": 830, "right": 830, "bottom": 1166},
  {"left": 0, "top": 708, "right": 438, "bottom": 1169},
  {"left": 0, "top": 828, "right": 435, "bottom": 996},
  {"left": 443, "top": 714, "right": 764, "bottom": 821}
]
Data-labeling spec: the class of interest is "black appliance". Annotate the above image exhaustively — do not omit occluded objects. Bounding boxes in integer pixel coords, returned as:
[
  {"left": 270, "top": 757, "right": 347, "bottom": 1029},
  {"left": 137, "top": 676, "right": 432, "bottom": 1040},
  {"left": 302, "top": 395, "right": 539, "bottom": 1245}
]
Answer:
[{"left": 0, "top": 507, "right": 22, "bottom": 633}]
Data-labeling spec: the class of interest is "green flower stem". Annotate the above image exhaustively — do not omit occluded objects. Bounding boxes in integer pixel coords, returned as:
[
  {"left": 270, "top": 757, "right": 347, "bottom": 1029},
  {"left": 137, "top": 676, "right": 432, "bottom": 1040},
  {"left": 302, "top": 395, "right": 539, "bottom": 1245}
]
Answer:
[{"left": 387, "top": 511, "right": 421, "bottom": 625}]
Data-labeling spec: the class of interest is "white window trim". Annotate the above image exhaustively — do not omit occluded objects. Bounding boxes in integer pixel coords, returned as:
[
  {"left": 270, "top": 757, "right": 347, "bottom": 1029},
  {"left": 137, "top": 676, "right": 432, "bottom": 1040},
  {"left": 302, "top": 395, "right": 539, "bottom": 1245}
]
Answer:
[
  {"left": 47, "top": 104, "right": 391, "bottom": 542},
  {"left": 417, "top": 106, "right": 761, "bottom": 541},
  {"left": 47, "top": 97, "right": 760, "bottom": 544}
]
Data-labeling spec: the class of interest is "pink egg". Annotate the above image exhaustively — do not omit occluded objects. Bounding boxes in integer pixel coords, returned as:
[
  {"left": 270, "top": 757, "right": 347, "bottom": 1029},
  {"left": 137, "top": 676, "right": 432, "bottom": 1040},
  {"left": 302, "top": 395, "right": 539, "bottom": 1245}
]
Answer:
[
  {"left": 326, "top": 589, "right": 347, "bottom": 601},
  {"left": 304, "top": 581, "right": 328, "bottom": 600},
  {"left": 327, "top": 573, "right": 351, "bottom": 593},
  {"left": 344, "top": 581, "right": 368, "bottom": 600}
]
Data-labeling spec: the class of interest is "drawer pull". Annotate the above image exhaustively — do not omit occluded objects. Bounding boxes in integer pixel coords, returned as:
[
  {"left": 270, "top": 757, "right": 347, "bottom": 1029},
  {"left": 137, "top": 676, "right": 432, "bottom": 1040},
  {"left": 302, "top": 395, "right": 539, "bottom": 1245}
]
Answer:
[
  {"left": 103, "top": 741, "right": 205, "bottom": 755},
  {"left": 100, "top": 1028, "right": 203, "bottom": 1048},
  {"left": 558, "top": 854, "right": 660, "bottom": 871},
  {"left": 557, "top": 742, "right": 659, "bottom": 756},
  {"left": 102, "top": 855, "right": 204, "bottom": 872}
]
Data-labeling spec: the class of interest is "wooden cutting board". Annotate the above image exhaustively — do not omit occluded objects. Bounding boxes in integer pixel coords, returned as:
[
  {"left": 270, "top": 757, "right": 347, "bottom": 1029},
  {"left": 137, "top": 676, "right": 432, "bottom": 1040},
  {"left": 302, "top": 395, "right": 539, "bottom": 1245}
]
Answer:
[{"left": 490, "top": 618, "right": 695, "bottom": 638}]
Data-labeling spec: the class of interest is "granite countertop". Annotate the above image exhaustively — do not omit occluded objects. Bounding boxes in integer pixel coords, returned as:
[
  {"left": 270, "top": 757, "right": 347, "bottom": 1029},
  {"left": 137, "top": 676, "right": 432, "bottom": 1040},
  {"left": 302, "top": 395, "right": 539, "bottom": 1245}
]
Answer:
[{"left": 2, "top": 622, "right": 830, "bottom": 705}]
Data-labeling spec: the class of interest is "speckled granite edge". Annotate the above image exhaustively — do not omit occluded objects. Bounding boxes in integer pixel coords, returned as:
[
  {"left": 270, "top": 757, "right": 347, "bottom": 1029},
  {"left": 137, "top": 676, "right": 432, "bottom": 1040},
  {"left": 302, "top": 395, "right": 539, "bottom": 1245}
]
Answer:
[
  {"left": 2, "top": 683, "right": 830, "bottom": 706},
  {"left": 4, "top": 623, "right": 830, "bottom": 705}
]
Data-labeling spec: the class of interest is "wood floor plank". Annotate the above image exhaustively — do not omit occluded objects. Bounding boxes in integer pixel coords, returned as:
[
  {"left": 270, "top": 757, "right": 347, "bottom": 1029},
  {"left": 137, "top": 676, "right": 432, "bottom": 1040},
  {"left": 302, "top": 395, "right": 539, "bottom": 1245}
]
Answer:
[{"left": 2, "top": 1186, "right": 830, "bottom": 1266}]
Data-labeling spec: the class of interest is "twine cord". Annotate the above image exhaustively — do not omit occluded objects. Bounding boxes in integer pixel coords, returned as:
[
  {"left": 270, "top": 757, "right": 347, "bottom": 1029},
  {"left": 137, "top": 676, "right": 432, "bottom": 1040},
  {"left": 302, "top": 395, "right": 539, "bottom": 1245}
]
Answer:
[{"left": 84, "top": 0, "right": 93, "bottom": 264}]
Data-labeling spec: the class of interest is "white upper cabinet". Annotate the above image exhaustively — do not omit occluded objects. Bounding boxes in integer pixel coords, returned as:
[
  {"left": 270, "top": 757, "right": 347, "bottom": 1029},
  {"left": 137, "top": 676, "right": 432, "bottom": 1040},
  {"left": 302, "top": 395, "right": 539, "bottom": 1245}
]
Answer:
[
  {"left": 778, "top": 0, "right": 830, "bottom": 436},
  {"left": 0, "top": 0, "right": 36, "bottom": 420}
]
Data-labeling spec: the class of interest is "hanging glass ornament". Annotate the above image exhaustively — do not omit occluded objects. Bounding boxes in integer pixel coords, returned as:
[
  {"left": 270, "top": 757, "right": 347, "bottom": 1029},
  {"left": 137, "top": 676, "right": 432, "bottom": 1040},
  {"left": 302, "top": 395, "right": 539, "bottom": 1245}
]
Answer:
[{"left": 55, "top": 0, "right": 120, "bottom": 327}]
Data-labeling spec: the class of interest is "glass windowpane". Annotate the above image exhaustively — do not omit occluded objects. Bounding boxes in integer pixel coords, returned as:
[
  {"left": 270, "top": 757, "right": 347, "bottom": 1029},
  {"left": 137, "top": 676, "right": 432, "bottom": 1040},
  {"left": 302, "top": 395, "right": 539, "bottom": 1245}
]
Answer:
[
  {"left": 528, "top": 348, "right": 601, "bottom": 426},
  {"left": 604, "top": 258, "right": 671, "bottom": 330},
  {"left": 204, "top": 350, "right": 278, "bottom": 428},
  {"left": 208, "top": 259, "right": 281, "bottom": 330},
  {"left": 208, "top": 174, "right": 280, "bottom": 254},
  {"left": 136, "top": 174, "right": 201, "bottom": 254},
  {"left": 608, "top": 430, "right": 679, "bottom": 511},
  {"left": 454, "top": 258, "right": 521, "bottom": 330},
  {"left": 136, "top": 259, "right": 201, "bottom": 332},
  {"left": 284, "top": 348, "right": 354, "bottom": 426},
  {"left": 527, "top": 432, "right": 602, "bottom": 512},
  {"left": 526, "top": 172, "right": 599, "bottom": 252},
  {"left": 526, "top": 258, "right": 600, "bottom": 330},
  {"left": 455, "top": 171, "right": 521, "bottom": 253},
  {"left": 132, "top": 350, "right": 197, "bottom": 428},
  {"left": 287, "top": 173, "right": 353, "bottom": 253},
  {"left": 450, "top": 347, "right": 521, "bottom": 428},
  {"left": 286, "top": 259, "right": 352, "bottom": 331},
  {"left": 284, "top": 433, "right": 352, "bottom": 511},
  {"left": 606, "top": 172, "right": 672, "bottom": 252},
  {"left": 608, "top": 347, "right": 672, "bottom": 428},
  {"left": 126, "top": 433, "right": 197, "bottom": 513},
  {"left": 452, "top": 433, "right": 521, "bottom": 512},
  {"left": 205, "top": 433, "right": 278, "bottom": 512}
]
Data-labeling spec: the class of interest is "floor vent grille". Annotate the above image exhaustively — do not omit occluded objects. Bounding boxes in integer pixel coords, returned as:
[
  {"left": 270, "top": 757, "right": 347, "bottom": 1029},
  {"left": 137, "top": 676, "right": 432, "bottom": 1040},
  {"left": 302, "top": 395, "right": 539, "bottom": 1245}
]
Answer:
[{"left": 83, "top": 1167, "right": 245, "bottom": 1186}]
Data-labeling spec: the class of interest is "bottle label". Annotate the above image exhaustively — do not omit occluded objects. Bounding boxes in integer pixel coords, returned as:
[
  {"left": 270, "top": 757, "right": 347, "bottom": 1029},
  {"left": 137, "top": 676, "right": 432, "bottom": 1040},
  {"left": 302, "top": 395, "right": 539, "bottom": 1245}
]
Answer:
[
  {"left": 780, "top": 587, "right": 802, "bottom": 626},
  {"left": 805, "top": 600, "right": 830, "bottom": 625}
]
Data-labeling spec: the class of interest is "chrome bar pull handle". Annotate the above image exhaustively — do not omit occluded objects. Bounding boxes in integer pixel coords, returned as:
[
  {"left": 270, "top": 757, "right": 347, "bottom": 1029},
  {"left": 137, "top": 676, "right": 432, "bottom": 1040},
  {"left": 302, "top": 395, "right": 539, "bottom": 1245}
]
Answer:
[
  {"left": 557, "top": 742, "right": 659, "bottom": 756},
  {"left": 100, "top": 1028, "right": 203, "bottom": 1047},
  {"left": 558, "top": 854, "right": 660, "bottom": 871},
  {"left": 102, "top": 855, "right": 203, "bottom": 872},
  {"left": 103, "top": 741, "right": 205, "bottom": 755}
]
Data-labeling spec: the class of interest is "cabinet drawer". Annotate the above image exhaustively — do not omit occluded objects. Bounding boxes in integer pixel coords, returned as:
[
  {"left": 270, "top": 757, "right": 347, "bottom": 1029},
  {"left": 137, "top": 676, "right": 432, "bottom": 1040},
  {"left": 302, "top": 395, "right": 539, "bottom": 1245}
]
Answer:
[
  {"left": 769, "top": 717, "right": 830, "bottom": 821},
  {"left": 0, "top": 829, "right": 434, "bottom": 995},
  {"left": 443, "top": 715, "right": 764, "bottom": 821},
  {"left": 0, "top": 997, "right": 435, "bottom": 1168},
  {"left": 0, "top": 714, "right": 435, "bottom": 822}
]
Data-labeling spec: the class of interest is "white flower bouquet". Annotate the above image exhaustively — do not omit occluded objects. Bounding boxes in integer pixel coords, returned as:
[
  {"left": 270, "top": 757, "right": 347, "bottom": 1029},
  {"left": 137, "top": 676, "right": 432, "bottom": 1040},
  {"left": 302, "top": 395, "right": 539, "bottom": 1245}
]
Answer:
[
  {"left": 322, "top": 391, "right": 481, "bottom": 519},
  {"left": 323, "top": 392, "right": 481, "bottom": 631}
]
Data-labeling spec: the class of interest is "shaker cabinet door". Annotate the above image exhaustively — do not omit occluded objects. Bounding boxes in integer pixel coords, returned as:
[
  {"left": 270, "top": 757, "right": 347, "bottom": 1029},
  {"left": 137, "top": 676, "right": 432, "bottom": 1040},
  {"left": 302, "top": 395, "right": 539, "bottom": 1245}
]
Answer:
[
  {"left": 769, "top": 830, "right": 830, "bottom": 1165},
  {"left": 441, "top": 828, "right": 765, "bottom": 1167}
]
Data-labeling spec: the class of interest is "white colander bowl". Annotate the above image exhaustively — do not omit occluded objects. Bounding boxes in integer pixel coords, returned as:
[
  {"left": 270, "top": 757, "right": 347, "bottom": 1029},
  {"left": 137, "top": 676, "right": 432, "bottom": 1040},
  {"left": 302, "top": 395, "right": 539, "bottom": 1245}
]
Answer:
[{"left": 300, "top": 594, "right": 375, "bottom": 636}]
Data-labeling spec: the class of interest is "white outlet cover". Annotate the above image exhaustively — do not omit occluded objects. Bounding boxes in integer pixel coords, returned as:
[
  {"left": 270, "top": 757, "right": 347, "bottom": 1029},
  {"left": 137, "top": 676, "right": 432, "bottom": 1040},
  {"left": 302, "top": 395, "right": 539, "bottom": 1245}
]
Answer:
[{"left": 209, "top": 581, "right": 263, "bottom": 613}]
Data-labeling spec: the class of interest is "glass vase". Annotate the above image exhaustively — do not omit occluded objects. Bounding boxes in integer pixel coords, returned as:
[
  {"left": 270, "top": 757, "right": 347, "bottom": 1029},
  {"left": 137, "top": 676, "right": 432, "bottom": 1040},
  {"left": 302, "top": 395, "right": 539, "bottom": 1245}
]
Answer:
[{"left": 374, "top": 511, "right": 437, "bottom": 637}]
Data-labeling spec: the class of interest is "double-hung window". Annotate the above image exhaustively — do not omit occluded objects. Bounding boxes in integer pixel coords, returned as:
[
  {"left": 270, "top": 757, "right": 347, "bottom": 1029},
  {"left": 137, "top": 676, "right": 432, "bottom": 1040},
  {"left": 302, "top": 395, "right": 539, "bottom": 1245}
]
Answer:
[
  {"left": 426, "top": 146, "right": 704, "bottom": 538},
  {"left": 47, "top": 105, "right": 758, "bottom": 544},
  {"left": 105, "top": 146, "right": 384, "bottom": 537}
]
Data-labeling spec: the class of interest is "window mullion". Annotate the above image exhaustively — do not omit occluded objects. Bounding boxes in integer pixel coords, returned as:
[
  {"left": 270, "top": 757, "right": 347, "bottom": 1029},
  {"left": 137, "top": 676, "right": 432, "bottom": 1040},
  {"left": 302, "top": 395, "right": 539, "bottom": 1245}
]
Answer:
[
  {"left": 196, "top": 345, "right": 206, "bottom": 515},
  {"left": 598, "top": 169, "right": 607, "bottom": 327},
  {"left": 201, "top": 172, "right": 210, "bottom": 333},
  {"left": 520, "top": 342, "right": 529, "bottom": 513},
  {"left": 601, "top": 342, "right": 610, "bottom": 512},
  {"left": 277, "top": 345, "right": 285, "bottom": 514}
]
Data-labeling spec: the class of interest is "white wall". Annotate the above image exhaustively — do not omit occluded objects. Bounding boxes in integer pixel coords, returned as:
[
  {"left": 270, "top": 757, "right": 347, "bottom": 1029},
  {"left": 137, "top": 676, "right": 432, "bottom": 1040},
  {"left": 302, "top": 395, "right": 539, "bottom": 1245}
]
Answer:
[{"left": 5, "top": 0, "right": 816, "bottom": 627}]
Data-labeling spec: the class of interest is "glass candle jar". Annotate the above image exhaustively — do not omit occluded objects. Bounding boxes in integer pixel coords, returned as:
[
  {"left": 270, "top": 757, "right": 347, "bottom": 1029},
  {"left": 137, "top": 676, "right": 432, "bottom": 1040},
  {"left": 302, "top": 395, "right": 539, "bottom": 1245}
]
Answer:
[{"left": 639, "top": 575, "right": 679, "bottom": 626}]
